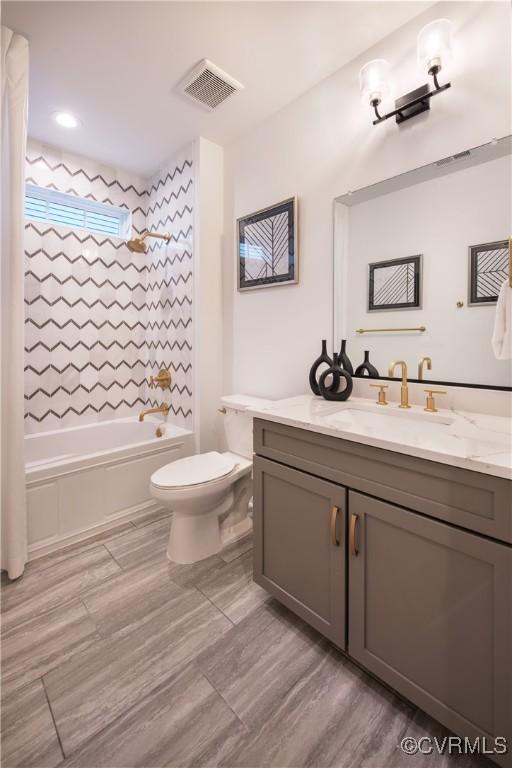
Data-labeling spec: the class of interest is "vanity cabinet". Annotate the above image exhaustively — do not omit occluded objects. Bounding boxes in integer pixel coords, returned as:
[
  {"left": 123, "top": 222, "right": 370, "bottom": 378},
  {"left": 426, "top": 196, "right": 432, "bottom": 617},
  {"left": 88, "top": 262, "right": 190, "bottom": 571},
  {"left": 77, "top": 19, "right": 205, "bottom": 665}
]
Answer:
[
  {"left": 348, "top": 491, "right": 512, "bottom": 747},
  {"left": 253, "top": 418, "right": 512, "bottom": 766},
  {"left": 253, "top": 457, "right": 346, "bottom": 648}
]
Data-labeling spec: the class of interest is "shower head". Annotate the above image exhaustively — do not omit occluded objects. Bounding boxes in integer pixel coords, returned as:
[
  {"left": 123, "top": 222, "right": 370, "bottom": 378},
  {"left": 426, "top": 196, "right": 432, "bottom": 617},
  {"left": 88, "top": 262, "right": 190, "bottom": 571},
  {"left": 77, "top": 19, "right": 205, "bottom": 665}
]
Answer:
[
  {"left": 125, "top": 230, "right": 172, "bottom": 254},
  {"left": 126, "top": 236, "right": 148, "bottom": 253}
]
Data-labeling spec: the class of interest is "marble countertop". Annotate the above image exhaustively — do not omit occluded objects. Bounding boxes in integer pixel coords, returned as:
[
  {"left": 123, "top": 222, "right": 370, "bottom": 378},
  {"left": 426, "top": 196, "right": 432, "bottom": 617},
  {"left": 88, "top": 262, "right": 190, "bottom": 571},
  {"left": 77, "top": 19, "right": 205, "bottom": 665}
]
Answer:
[{"left": 248, "top": 395, "right": 512, "bottom": 480}]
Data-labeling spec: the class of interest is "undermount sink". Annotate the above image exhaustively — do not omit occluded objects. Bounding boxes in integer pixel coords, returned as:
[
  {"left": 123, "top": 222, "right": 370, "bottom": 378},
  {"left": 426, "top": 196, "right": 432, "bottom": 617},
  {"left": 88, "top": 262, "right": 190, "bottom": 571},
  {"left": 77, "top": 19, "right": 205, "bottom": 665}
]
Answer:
[
  {"left": 324, "top": 403, "right": 454, "bottom": 424},
  {"left": 321, "top": 405, "right": 456, "bottom": 441}
]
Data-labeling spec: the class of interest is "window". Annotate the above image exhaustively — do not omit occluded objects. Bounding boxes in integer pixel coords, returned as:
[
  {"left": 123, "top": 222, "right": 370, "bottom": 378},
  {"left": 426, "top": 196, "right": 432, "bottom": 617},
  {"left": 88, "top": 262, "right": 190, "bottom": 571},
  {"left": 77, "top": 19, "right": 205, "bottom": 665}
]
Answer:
[{"left": 24, "top": 184, "right": 131, "bottom": 237}]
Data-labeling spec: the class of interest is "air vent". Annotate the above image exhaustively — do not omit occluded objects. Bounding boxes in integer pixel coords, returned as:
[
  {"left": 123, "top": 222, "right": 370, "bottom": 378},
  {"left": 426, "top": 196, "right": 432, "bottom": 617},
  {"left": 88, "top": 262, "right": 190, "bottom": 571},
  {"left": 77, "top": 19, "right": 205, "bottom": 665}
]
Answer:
[
  {"left": 436, "top": 150, "right": 472, "bottom": 167},
  {"left": 453, "top": 150, "right": 471, "bottom": 160},
  {"left": 179, "top": 59, "right": 244, "bottom": 111},
  {"left": 436, "top": 156, "right": 453, "bottom": 166}
]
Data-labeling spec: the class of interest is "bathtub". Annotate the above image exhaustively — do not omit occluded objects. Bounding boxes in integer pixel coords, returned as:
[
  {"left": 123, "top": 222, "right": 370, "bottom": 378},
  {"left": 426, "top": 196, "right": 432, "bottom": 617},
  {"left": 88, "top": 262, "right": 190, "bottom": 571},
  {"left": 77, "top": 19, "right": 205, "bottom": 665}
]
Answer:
[{"left": 25, "top": 417, "right": 194, "bottom": 558}]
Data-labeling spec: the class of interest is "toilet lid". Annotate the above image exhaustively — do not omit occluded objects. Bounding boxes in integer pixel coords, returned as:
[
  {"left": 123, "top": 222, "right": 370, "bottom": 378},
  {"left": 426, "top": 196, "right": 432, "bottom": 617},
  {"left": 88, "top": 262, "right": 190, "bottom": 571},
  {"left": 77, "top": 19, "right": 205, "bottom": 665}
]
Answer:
[{"left": 151, "top": 451, "right": 238, "bottom": 489}]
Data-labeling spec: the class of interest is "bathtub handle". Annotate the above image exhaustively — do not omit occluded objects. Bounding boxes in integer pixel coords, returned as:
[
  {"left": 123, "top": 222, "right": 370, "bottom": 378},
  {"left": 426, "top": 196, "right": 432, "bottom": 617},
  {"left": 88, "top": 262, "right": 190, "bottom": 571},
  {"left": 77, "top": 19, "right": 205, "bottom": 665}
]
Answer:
[{"left": 150, "top": 368, "right": 172, "bottom": 390}]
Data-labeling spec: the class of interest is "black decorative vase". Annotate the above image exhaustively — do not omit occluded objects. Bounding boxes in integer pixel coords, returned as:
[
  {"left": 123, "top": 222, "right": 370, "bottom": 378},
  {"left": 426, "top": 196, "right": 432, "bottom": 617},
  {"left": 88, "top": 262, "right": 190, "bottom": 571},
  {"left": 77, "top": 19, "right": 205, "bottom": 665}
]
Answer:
[
  {"left": 338, "top": 339, "right": 354, "bottom": 376},
  {"left": 318, "top": 353, "right": 353, "bottom": 401},
  {"left": 309, "top": 340, "right": 340, "bottom": 395},
  {"left": 355, "top": 350, "right": 379, "bottom": 378}
]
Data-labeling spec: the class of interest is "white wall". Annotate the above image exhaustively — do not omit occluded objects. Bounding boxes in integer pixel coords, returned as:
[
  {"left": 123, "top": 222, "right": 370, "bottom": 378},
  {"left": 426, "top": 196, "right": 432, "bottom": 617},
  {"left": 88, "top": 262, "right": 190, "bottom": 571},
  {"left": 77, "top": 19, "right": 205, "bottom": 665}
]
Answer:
[
  {"left": 194, "top": 138, "right": 224, "bottom": 451},
  {"left": 222, "top": 1, "right": 511, "bottom": 398},
  {"left": 343, "top": 154, "right": 511, "bottom": 387}
]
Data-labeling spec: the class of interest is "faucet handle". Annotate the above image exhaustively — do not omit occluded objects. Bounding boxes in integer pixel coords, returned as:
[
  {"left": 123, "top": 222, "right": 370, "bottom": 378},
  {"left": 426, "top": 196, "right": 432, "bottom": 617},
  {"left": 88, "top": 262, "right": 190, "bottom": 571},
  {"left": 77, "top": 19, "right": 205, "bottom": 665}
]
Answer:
[
  {"left": 369, "top": 383, "right": 388, "bottom": 406},
  {"left": 149, "top": 368, "right": 172, "bottom": 390},
  {"left": 424, "top": 389, "right": 446, "bottom": 413}
]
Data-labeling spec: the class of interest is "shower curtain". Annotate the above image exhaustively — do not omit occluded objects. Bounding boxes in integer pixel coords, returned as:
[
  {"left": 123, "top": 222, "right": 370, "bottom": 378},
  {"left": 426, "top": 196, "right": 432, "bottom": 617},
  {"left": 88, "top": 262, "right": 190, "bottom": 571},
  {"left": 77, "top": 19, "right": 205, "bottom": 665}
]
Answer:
[{"left": 1, "top": 28, "right": 29, "bottom": 579}]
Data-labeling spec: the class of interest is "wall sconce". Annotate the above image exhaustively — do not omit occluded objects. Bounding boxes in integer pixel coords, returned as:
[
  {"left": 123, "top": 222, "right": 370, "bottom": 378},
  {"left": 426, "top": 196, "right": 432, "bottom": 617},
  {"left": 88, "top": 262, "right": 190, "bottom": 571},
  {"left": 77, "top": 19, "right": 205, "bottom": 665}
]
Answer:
[{"left": 360, "top": 18, "right": 453, "bottom": 126}]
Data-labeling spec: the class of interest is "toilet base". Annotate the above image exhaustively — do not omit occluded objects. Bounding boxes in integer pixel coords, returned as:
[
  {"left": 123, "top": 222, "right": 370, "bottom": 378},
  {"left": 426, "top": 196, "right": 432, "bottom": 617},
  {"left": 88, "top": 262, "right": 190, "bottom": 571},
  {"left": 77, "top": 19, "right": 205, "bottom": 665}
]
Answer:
[
  {"left": 165, "top": 477, "right": 253, "bottom": 565},
  {"left": 166, "top": 512, "right": 252, "bottom": 565},
  {"left": 220, "top": 515, "right": 253, "bottom": 548}
]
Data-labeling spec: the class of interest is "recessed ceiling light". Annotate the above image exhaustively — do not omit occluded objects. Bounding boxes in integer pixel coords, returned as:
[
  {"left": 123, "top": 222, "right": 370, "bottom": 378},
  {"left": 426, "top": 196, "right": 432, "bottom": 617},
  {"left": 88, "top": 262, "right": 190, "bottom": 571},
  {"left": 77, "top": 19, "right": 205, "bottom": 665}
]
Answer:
[{"left": 54, "top": 111, "right": 79, "bottom": 128}]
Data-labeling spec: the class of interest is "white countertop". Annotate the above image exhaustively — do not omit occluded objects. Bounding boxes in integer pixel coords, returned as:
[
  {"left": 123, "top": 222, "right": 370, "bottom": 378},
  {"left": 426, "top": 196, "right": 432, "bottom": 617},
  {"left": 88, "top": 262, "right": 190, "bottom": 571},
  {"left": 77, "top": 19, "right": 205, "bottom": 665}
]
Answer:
[{"left": 248, "top": 395, "right": 512, "bottom": 480}]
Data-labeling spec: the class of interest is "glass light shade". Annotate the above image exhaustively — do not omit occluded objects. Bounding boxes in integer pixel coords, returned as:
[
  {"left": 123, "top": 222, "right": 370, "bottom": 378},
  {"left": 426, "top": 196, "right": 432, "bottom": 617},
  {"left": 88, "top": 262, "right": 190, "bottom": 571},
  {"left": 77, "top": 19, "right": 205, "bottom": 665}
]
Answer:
[
  {"left": 359, "top": 59, "right": 390, "bottom": 105},
  {"left": 417, "top": 19, "right": 453, "bottom": 73}
]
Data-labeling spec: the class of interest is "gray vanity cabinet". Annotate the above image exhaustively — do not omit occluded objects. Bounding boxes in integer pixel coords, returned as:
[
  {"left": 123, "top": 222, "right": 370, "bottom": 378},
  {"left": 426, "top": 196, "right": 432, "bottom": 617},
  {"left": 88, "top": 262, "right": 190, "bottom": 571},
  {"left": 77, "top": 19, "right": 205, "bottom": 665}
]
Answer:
[
  {"left": 348, "top": 491, "right": 512, "bottom": 750},
  {"left": 253, "top": 419, "right": 512, "bottom": 766},
  {"left": 253, "top": 456, "right": 347, "bottom": 648}
]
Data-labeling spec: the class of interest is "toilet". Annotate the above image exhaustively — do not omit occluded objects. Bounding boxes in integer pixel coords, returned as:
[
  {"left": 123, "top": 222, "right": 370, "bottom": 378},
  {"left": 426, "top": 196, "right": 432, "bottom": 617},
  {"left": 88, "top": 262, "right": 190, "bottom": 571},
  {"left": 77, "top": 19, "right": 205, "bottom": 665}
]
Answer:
[{"left": 149, "top": 394, "right": 272, "bottom": 564}]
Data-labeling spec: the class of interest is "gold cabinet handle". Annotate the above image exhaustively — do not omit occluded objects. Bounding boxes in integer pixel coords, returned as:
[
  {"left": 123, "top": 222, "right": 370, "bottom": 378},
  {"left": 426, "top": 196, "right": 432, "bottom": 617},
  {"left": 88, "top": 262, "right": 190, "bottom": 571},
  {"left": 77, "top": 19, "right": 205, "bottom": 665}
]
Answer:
[
  {"left": 350, "top": 513, "right": 359, "bottom": 556},
  {"left": 330, "top": 506, "right": 340, "bottom": 547}
]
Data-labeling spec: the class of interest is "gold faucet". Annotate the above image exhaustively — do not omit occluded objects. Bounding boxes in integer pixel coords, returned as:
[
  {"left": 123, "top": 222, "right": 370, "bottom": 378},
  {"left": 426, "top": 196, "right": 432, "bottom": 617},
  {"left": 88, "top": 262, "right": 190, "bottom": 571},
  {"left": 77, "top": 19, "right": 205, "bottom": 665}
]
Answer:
[
  {"left": 424, "top": 389, "right": 446, "bottom": 413},
  {"left": 139, "top": 403, "right": 170, "bottom": 422},
  {"left": 150, "top": 368, "right": 171, "bottom": 390},
  {"left": 418, "top": 356, "right": 432, "bottom": 381},
  {"left": 369, "top": 383, "right": 388, "bottom": 406},
  {"left": 388, "top": 360, "right": 411, "bottom": 409}
]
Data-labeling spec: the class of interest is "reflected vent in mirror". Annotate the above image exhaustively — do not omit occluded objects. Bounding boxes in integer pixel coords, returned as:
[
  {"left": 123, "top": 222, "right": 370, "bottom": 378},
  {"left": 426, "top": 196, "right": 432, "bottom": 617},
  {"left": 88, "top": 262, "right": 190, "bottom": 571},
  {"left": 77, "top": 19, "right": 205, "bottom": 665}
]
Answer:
[
  {"left": 179, "top": 59, "right": 244, "bottom": 111},
  {"left": 436, "top": 150, "right": 472, "bottom": 167}
]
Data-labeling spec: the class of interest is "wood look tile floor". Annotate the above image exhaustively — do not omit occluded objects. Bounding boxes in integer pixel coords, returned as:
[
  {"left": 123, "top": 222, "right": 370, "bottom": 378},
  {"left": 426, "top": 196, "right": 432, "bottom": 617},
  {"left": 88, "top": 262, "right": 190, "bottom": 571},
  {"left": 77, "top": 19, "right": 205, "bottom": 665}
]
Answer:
[{"left": 1, "top": 511, "right": 493, "bottom": 768}]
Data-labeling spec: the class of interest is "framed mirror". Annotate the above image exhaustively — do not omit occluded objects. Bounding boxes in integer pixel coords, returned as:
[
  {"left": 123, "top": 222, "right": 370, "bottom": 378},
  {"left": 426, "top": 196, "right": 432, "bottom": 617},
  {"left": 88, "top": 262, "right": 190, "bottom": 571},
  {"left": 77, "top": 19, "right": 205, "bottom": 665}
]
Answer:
[{"left": 333, "top": 136, "right": 512, "bottom": 390}]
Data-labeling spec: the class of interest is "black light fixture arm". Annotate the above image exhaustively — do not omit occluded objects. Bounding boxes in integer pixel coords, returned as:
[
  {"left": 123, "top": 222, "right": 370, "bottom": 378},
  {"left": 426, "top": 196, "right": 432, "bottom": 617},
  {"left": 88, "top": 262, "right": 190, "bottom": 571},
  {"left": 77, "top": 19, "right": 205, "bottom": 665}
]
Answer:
[
  {"left": 372, "top": 68, "right": 451, "bottom": 126},
  {"left": 371, "top": 99, "right": 383, "bottom": 122},
  {"left": 431, "top": 67, "right": 442, "bottom": 90}
]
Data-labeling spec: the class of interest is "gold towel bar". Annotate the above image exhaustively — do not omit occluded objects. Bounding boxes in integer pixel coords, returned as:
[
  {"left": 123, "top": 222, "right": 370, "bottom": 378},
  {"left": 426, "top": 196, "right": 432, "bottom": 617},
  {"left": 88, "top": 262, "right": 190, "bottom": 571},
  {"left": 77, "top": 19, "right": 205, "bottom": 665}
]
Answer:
[{"left": 356, "top": 326, "right": 426, "bottom": 334}]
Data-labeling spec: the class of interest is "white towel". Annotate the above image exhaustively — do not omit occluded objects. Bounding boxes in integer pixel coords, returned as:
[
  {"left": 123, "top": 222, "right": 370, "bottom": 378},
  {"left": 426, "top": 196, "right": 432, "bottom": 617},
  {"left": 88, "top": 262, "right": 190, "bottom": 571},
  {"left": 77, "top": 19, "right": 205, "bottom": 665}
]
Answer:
[{"left": 492, "top": 279, "right": 512, "bottom": 360}]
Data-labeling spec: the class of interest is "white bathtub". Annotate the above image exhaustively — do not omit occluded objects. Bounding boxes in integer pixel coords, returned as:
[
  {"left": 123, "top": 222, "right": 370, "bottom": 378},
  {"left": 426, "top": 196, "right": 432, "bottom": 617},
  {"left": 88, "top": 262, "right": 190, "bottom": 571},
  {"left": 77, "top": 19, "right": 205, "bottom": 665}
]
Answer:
[{"left": 25, "top": 417, "right": 194, "bottom": 558}]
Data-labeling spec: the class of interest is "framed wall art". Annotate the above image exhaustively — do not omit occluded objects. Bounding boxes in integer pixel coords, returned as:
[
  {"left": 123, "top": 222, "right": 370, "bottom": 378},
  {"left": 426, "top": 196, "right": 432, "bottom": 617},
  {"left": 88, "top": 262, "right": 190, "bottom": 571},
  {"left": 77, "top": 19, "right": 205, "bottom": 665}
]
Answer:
[
  {"left": 368, "top": 255, "right": 422, "bottom": 312},
  {"left": 468, "top": 239, "right": 509, "bottom": 306},
  {"left": 237, "top": 197, "right": 298, "bottom": 291}
]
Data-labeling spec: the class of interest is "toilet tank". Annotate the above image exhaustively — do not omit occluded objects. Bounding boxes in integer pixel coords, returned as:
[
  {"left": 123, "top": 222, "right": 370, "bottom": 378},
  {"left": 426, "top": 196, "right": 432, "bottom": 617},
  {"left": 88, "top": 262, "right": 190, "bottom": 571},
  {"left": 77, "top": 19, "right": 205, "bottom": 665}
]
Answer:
[{"left": 220, "top": 395, "right": 273, "bottom": 459}]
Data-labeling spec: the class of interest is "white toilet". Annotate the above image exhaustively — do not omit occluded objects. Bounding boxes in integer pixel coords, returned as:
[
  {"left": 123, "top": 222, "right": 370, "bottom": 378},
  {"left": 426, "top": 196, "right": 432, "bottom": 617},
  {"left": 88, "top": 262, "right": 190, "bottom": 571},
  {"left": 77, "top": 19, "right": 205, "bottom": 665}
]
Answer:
[{"left": 150, "top": 394, "right": 272, "bottom": 564}]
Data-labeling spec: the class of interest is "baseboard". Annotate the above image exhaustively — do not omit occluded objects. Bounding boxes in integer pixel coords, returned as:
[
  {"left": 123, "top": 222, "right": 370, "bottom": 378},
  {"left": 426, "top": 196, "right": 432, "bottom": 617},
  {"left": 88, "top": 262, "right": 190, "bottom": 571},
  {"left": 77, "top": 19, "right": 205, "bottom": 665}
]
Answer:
[{"left": 27, "top": 499, "right": 162, "bottom": 561}]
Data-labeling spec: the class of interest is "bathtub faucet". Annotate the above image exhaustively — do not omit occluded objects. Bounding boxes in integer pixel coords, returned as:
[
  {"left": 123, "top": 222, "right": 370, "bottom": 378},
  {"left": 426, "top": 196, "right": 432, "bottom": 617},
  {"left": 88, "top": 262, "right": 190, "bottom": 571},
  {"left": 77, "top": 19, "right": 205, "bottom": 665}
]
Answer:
[{"left": 139, "top": 403, "right": 170, "bottom": 422}]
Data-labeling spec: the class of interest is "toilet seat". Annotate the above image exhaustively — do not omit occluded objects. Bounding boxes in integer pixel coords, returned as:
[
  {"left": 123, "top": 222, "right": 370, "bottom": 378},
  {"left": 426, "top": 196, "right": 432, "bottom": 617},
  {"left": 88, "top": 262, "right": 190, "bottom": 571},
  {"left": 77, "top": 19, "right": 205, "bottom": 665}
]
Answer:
[{"left": 151, "top": 451, "right": 239, "bottom": 490}]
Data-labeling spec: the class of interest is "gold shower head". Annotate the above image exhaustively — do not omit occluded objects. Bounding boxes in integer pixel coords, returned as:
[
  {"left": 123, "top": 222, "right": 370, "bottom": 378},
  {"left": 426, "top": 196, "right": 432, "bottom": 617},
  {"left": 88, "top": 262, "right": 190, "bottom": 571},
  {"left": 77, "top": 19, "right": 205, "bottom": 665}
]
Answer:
[
  {"left": 126, "top": 236, "right": 147, "bottom": 253},
  {"left": 125, "top": 230, "right": 172, "bottom": 254}
]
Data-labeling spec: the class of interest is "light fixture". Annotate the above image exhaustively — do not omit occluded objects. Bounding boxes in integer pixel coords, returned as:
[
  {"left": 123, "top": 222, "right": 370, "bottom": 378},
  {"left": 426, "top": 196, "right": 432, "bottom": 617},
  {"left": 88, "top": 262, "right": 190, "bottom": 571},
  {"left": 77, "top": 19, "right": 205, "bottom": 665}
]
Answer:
[
  {"left": 360, "top": 18, "right": 453, "bottom": 126},
  {"left": 417, "top": 18, "right": 453, "bottom": 80},
  {"left": 359, "top": 59, "right": 391, "bottom": 112},
  {"left": 54, "top": 111, "right": 79, "bottom": 128}
]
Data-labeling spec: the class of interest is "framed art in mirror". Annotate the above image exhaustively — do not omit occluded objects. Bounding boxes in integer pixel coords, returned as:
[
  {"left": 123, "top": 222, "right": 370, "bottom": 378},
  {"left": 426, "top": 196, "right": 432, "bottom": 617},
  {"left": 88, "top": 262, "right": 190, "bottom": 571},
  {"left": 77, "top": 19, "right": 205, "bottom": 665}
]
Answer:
[
  {"left": 468, "top": 239, "right": 509, "bottom": 306},
  {"left": 237, "top": 197, "right": 298, "bottom": 291},
  {"left": 368, "top": 255, "right": 422, "bottom": 311}
]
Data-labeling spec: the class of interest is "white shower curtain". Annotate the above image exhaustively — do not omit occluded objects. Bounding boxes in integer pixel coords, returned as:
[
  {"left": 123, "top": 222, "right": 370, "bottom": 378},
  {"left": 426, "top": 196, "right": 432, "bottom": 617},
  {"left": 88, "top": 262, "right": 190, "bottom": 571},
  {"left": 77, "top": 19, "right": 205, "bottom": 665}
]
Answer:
[{"left": 0, "top": 28, "right": 29, "bottom": 579}]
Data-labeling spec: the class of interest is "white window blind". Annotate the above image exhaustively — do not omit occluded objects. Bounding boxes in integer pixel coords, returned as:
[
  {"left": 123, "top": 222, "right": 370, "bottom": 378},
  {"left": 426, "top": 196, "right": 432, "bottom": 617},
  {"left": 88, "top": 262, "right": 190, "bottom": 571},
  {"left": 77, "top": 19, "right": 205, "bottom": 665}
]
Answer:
[{"left": 24, "top": 184, "right": 131, "bottom": 237}]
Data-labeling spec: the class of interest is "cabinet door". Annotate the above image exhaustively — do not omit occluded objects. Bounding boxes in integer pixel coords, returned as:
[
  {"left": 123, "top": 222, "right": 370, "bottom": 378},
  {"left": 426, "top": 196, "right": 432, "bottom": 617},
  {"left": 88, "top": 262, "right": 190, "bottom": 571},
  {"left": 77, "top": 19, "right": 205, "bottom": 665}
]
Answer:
[
  {"left": 348, "top": 491, "right": 512, "bottom": 756},
  {"left": 253, "top": 456, "right": 347, "bottom": 648}
]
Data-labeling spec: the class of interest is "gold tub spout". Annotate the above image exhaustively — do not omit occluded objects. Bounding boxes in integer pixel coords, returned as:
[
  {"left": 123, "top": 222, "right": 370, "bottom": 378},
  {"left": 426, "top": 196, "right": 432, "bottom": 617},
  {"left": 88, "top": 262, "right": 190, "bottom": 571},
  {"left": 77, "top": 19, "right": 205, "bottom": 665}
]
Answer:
[{"left": 139, "top": 403, "right": 170, "bottom": 422}]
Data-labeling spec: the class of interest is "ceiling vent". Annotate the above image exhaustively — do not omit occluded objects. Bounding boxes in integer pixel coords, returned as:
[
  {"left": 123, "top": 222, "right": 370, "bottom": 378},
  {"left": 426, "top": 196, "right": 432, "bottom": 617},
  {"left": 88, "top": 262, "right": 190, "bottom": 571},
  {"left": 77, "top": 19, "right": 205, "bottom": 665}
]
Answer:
[{"left": 179, "top": 59, "right": 244, "bottom": 111}]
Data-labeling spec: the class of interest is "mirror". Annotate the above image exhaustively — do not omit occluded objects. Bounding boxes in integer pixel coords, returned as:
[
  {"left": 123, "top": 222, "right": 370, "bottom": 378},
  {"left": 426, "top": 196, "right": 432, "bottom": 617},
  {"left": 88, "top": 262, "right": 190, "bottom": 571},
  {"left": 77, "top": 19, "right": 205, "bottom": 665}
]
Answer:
[{"left": 333, "top": 136, "right": 512, "bottom": 390}]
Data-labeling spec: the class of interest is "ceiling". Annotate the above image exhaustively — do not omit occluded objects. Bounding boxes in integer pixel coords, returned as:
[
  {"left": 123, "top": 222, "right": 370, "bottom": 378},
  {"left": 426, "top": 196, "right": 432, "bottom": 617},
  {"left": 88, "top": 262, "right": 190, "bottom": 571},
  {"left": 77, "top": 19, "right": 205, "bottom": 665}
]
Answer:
[{"left": 3, "top": 1, "right": 432, "bottom": 177}]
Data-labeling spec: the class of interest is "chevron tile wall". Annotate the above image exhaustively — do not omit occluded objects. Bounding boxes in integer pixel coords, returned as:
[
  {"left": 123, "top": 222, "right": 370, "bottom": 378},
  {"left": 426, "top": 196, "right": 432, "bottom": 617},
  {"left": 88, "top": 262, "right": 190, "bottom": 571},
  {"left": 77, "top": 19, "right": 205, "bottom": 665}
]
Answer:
[
  {"left": 145, "top": 147, "right": 194, "bottom": 430},
  {"left": 24, "top": 139, "right": 194, "bottom": 434}
]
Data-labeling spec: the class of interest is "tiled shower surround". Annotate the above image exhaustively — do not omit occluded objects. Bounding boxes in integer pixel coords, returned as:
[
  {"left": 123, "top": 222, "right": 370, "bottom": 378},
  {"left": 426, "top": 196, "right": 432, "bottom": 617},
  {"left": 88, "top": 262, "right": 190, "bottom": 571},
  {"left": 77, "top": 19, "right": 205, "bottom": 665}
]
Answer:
[
  {"left": 24, "top": 140, "right": 194, "bottom": 434},
  {"left": 144, "top": 149, "right": 193, "bottom": 424}
]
